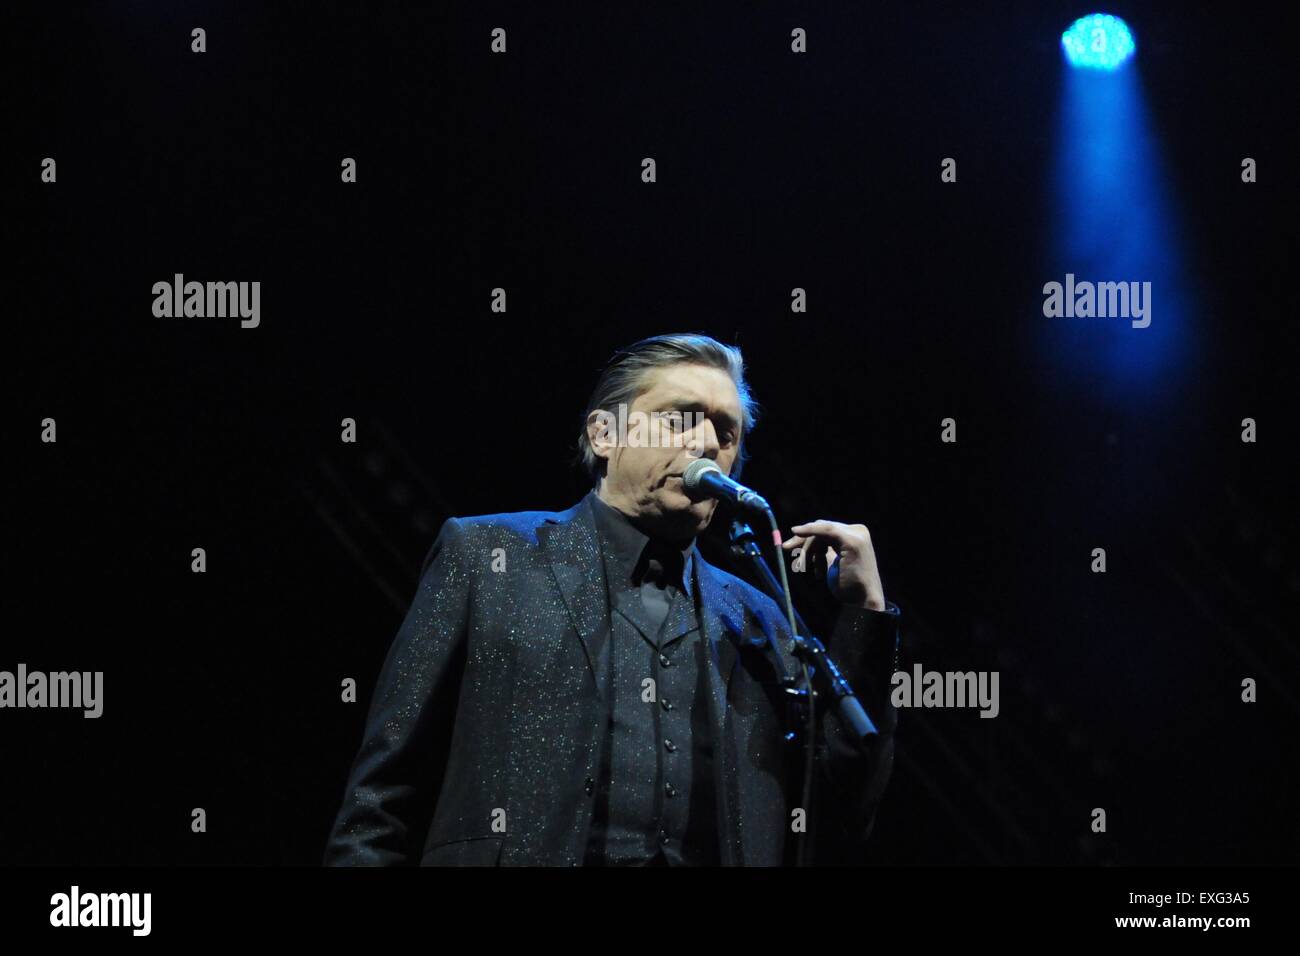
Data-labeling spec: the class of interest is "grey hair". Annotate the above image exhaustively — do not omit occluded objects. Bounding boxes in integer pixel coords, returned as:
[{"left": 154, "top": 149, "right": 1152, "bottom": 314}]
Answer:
[{"left": 576, "top": 332, "right": 761, "bottom": 484}]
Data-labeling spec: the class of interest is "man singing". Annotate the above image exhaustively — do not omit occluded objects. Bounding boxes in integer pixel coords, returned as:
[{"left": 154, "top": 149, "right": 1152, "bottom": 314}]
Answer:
[{"left": 323, "top": 332, "right": 900, "bottom": 866}]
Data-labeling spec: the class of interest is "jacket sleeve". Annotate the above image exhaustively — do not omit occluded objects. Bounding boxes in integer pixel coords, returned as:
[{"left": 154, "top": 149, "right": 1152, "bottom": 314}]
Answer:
[
  {"left": 808, "top": 600, "right": 901, "bottom": 859},
  {"left": 322, "top": 516, "right": 473, "bottom": 865}
]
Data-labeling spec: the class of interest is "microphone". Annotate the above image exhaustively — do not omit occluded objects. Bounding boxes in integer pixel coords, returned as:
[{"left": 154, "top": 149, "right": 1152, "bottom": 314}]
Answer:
[{"left": 681, "top": 458, "right": 772, "bottom": 516}]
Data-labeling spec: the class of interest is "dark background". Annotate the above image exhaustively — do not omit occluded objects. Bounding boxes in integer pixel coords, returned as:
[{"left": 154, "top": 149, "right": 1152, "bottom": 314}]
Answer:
[{"left": 9, "top": 1, "right": 1297, "bottom": 865}]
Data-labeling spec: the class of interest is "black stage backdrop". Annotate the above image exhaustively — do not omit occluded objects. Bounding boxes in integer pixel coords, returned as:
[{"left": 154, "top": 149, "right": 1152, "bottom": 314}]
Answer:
[{"left": 8, "top": 0, "right": 1297, "bottom": 874}]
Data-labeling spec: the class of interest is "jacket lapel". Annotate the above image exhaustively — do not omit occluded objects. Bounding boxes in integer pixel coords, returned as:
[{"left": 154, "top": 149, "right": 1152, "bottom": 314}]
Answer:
[{"left": 537, "top": 498, "right": 611, "bottom": 701}]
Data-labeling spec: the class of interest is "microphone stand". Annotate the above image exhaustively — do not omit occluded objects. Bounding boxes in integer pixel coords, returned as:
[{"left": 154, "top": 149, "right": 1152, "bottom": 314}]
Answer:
[{"left": 728, "top": 516, "right": 880, "bottom": 867}]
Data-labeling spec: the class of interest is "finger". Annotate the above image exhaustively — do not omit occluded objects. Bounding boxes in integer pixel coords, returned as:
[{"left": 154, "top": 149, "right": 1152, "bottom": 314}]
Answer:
[
  {"left": 783, "top": 534, "right": 820, "bottom": 557},
  {"left": 790, "top": 519, "right": 851, "bottom": 548},
  {"left": 802, "top": 535, "right": 821, "bottom": 563}
]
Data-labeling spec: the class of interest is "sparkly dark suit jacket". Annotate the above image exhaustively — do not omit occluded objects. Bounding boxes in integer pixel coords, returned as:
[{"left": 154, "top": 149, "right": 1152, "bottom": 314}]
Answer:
[{"left": 323, "top": 494, "right": 901, "bottom": 866}]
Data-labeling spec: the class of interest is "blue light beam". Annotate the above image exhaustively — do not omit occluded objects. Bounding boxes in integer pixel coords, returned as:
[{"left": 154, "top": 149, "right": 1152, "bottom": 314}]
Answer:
[{"left": 1042, "top": 32, "right": 1197, "bottom": 403}]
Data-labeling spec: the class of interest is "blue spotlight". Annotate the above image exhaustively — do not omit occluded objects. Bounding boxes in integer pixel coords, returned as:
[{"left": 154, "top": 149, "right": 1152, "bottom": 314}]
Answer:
[
  {"left": 1045, "top": 23, "right": 1191, "bottom": 398},
  {"left": 1062, "top": 13, "right": 1135, "bottom": 70}
]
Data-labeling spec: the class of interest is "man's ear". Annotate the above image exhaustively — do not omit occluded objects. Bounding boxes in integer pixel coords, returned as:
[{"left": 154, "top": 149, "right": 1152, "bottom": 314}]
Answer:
[{"left": 587, "top": 409, "right": 616, "bottom": 462}]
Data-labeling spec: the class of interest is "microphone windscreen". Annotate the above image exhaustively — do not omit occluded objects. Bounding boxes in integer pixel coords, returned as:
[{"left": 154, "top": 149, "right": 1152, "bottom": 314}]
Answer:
[{"left": 682, "top": 457, "right": 721, "bottom": 491}]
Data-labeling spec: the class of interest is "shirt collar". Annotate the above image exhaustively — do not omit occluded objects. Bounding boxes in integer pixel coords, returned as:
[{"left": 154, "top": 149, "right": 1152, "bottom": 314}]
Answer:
[{"left": 586, "top": 489, "right": 695, "bottom": 593}]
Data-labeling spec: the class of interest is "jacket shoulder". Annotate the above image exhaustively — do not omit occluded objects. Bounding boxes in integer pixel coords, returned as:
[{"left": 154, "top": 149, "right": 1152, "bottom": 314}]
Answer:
[
  {"left": 419, "top": 504, "right": 576, "bottom": 575},
  {"left": 453, "top": 507, "right": 568, "bottom": 542}
]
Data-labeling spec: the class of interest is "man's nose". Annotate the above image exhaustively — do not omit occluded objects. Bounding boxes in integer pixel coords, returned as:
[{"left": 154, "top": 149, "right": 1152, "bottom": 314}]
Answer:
[{"left": 686, "top": 419, "right": 721, "bottom": 459}]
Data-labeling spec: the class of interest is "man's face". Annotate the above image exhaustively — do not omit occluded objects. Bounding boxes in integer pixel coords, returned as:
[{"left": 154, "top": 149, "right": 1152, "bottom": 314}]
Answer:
[{"left": 588, "top": 363, "right": 744, "bottom": 540}]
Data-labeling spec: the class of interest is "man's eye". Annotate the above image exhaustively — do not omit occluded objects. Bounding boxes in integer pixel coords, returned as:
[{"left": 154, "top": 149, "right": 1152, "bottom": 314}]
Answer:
[{"left": 661, "top": 412, "right": 685, "bottom": 429}]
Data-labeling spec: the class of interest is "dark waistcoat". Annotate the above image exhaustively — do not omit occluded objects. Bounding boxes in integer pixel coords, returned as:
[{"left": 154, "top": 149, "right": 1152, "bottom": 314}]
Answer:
[{"left": 584, "top": 492, "right": 719, "bottom": 866}]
